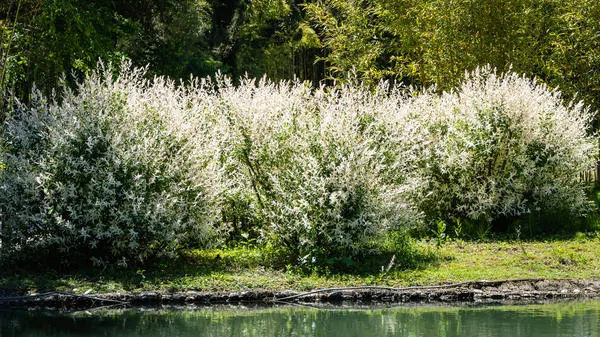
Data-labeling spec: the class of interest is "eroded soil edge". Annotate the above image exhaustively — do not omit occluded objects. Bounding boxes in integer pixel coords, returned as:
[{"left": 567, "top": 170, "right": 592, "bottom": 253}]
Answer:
[{"left": 2, "top": 278, "right": 600, "bottom": 309}]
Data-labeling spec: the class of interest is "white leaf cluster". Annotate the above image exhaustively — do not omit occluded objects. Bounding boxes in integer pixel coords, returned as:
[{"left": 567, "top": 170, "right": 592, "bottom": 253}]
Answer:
[
  {"left": 0, "top": 62, "right": 218, "bottom": 266},
  {"left": 213, "top": 77, "right": 423, "bottom": 261},
  {"left": 409, "top": 67, "right": 596, "bottom": 227}
]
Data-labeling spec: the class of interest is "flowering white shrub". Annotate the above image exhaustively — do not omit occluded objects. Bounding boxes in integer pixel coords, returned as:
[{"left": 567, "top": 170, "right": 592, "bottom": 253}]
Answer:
[
  {"left": 0, "top": 63, "right": 596, "bottom": 267},
  {"left": 211, "top": 77, "right": 422, "bottom": 262},
  {"left": 407, "top": 67, "right": 597, "bottom": 230},
  {"left": 0, "top": 62, "right": 218, "bottom": 266}
]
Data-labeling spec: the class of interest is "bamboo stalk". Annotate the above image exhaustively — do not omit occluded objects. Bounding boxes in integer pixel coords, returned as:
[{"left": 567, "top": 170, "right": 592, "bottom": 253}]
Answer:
[{"left": 0, "top": 0, "right": 22, "bottom": 123}]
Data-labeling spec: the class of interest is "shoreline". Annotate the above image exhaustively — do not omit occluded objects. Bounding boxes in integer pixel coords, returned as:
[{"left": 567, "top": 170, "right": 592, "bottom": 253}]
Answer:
[{"left": 2, "top": 278, "right": 600, "bottom": 310}]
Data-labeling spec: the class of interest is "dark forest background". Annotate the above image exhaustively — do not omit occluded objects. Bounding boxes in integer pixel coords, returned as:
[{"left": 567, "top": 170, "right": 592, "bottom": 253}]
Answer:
[{"left": 2, "top": 0, "right": 600, "bottom": 117}]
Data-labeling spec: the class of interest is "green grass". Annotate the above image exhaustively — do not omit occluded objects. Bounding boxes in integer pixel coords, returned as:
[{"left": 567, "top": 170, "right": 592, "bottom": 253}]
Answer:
[{"left": 2, "top": 232, "right": 600, "bottom": 295}]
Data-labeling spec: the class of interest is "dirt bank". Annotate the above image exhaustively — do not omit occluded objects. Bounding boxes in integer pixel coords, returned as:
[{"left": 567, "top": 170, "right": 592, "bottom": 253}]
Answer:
[{"left": 1, "top": 278, "right": 600, "bottom": 309}]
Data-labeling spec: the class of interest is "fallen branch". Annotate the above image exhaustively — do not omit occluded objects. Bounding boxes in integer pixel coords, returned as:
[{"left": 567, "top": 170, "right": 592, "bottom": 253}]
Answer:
[
  {"left": 273, "top": 278, "right": 548, "bottom": 302},
  {"left": 0, "top": 291, "right": 128, "bottom": 306}
]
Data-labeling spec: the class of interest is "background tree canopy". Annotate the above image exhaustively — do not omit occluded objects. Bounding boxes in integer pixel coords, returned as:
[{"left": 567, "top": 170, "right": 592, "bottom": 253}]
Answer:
[
  {"left": 2, "top": 0, "right": 600, "bottom": 117},
  {"left": 307, "top": 0, "right": 600, "bottom": 112}
]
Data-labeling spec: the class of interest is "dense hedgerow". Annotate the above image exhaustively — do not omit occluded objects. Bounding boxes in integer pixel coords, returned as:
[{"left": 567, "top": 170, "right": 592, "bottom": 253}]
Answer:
[{"left": 0, "top": 63, "right": 596, "bottom": 268}]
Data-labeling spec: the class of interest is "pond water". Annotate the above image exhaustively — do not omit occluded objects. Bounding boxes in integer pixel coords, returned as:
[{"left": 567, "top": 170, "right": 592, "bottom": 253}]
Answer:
[{"left": 1, "top": 300, "right": 599, "bottom": 337}]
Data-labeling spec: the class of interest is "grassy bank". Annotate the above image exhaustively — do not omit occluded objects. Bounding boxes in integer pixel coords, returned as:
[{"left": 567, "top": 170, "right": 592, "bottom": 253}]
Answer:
[{"left": 2, "top": 233, "right": 599, "bottom": 295}]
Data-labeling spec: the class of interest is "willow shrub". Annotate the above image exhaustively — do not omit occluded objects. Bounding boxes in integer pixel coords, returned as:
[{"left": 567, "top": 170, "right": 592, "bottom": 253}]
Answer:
[
  {"left": 213, "top": 77, "right": 422, "bottom": 265},
  {"left": 408, "top": 67, "right": 597, "bottom": 234},
  {"left": 0, "top": 63, "right": 219, "bottom": 267}
]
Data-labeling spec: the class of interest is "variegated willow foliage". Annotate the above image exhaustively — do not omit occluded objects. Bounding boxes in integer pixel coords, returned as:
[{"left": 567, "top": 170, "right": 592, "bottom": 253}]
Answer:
[
  {"left": 0, "top": 63, "right": 222, "bottom": 267},
  {"left": 0, "top": 63, "right": 596, "bottom": 267},
  {"left": 409, "top": 69, "right": 597, "bottom": 234}
]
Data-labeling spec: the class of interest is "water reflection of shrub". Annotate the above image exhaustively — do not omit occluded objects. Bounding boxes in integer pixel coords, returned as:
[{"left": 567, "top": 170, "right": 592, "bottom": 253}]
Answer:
[{"left": 5, "top": 303, "right": 600, "bottom": 337}]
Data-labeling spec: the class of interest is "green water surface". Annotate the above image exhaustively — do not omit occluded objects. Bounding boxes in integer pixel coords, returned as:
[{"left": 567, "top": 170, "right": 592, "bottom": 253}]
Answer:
[{"left": 1, "top": 300, "right": 599, "bottom": 336}]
